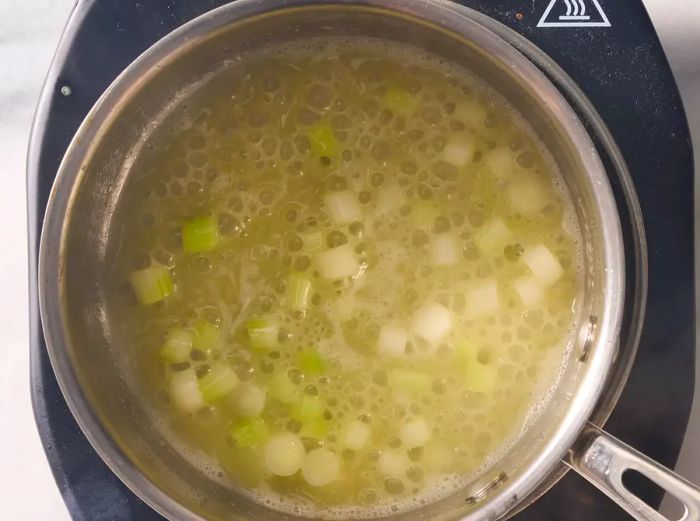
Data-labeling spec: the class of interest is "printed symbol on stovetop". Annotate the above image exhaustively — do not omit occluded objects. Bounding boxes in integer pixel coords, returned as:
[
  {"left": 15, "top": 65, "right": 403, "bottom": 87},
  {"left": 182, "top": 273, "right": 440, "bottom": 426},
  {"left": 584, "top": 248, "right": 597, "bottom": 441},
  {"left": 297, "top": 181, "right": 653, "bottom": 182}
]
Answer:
[{"left": 537, "top": 0, "right": 611, "bottom": 28}]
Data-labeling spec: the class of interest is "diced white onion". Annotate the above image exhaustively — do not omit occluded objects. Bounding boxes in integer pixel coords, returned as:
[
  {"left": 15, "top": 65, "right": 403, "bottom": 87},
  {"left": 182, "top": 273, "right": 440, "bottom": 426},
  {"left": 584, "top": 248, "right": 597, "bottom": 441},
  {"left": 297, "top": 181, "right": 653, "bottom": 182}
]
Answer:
[
  {"left": 465, "top": 280, "right": 500, "bottom": 318},
  {"left": 513, "top": 276, "right": 544, "bottom": 307},
  {"left": 377, "top": 325, "right": 408, "bottom": 357},
  {"left": 430, "top": 233, "right": 460, "bottom": 266},
  {"left": 316, "top": 244, "right": 361, "bottom": 280},
  {"left": 400, "top": 417, "right": 431, "bottom": 448},
  {"left": 483, "top": 146, "right": 516, "bottom": 182},
  {"left": 522, "top": 245, "right": 563, "bottom": 287},
  {"left": 343, "top": 420, "right": 371, "bottom": 450},
  {"left": 169, "top": 369, "right": 205, "bottom": 413},
  {"left": 474, "top": 218, "right": 515, "bottom": 256},
  {"left": 377, "top": 449, "right": 410, "bottom": 478},
  {"left": 410, "top": 303, "right": 453, "bottom": 344},
  {"left": 264, "top": 433, "right": 305, "bottom": 476},
  {"left": 324, "top": 192, "right": 361, "bottom": 226},
  {"left": 301, "top": 448, "right": 341, "bottom": 487},
  {"left": 376, "top": 186, "right": 406, "bottom": 215},
  {"left": 508, "top": 176, "right": 549, "bottom": 215},
  {"left": 455, "top": 101, "right": 487, "bottom": 128},
  {"left": 442, "top": 137, "right": 474, "bottom": 167},
  {"left": 234, "top": 383, "right": 266, "bottom": 417}
]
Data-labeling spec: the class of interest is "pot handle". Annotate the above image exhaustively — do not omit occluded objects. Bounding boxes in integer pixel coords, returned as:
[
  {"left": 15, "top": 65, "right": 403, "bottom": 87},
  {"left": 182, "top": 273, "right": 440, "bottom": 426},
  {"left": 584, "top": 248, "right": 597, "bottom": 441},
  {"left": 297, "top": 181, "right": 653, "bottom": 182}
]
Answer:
[{"left": 566, "top": 422, "right": 700, "bottom": 521}]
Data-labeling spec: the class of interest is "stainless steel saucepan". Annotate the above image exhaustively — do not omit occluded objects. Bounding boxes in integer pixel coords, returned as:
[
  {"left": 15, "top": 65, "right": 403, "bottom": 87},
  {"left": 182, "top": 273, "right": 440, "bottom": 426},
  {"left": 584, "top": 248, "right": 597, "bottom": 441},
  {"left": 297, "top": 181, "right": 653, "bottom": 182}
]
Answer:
[{"left": 37, "top": 1, "right": 700, "bottom": 520}]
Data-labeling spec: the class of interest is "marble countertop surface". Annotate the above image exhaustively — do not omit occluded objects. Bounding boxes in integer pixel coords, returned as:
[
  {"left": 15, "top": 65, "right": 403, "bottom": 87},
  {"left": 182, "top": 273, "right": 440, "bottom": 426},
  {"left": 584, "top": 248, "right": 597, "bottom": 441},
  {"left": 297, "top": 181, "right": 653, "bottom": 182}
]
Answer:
[{"left": 0, "top": 1, "right": 697, "bottom": 519}]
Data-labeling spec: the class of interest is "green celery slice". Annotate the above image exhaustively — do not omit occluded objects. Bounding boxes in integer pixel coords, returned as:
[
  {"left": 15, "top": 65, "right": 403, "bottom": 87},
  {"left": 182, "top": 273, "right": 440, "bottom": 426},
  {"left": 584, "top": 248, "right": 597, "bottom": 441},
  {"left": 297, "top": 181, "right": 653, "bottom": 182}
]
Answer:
[
  {"left": 159, "top": 328, "right": 193, "bottom": 362},
  {"left": 308, "top": 122, "right": 339, "bottom": 158},
  {"left": 245, "top": 316, "right": 279, "bottom": 351},
  {"left": 230, "top": 417, "right": 269, "bottom": 448},
  {"left": 182, "top": 216, "right": 219, "bottom": 253},
  {"left": 199, "top": 365, "right": 239, "bottom": 403},
  {"left": 129, "top": 265, "right": 174, "bottom": 305},
  {"left": 286, "top": 274, "right": 312, "bottom": 311},
  {"left": 298, "top": 347, "right": 326, "bottom": 375}
]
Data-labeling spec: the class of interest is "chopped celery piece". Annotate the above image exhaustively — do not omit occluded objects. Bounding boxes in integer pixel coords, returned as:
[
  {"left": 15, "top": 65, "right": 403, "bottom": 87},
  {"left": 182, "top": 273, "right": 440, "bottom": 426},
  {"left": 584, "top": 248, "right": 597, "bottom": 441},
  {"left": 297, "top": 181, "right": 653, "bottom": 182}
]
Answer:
[
  {"left": 302, "top": 448, "right": 341, "bottom": 487},
  {"left": 514, "top": 275, "right": 544, "bottom": 307},
  {"left": 410, "top": 203, "right": 440, "bottom": 230},
  {"left": 442, "top": 137, "right": 475, "bottom": 167},
  {"left": 169, "top": 369, "right": 205, "bottom": 413},
  {"left": 264, "top": 433, "right": 305, "bottom": 476},
  {"left": 377, "top": 325, "right": 408, "bottom": 357},
  {"left": 465, "top": 280, "right": 500, "bottom": 318},
  {"left": 199, "top": 365, "right": 239, "bottom": 403},
  {"left": 182, "top": 216, "right": 219, "bottom": 253},
  {"left": 383, "top": 87, "right": 417, "bottom": 116},
  {"left": 245, "top": 316, "right": 279, "bottom": 351},
  {"left": 324, "top": 192, "right": 361, "bottom": 226},
  {"left": 343, "top": 420, "right": 371, "bottom": 450},
  {"left": 410, "top": 303, "right": 453, "bottom": 343},
  {"left": 230, "top": 417, "right": 269, "bottom": 448},
  {"left": 267, "top": 372, "right": 300, "bottom": 404},
  {"left": 522, "top": 244, "right": 563, "bottom": 287},
  {"left": 430, "top": 233, "right": 460, "bottom": 266},
  {"left": 298, "top": 347, "right": 326, "bottom": 375},
  {"left": 475, "top": 218, "right": 515, "bottom": 256},
  {"left": 233, "top": 383, "right": 266, "bottom": 417},
  {"left": 301, "top": 230, "right": 324, "bottom": 252},
  {"left": 300, "top": 418, "right": 330, "bottom": 439},
  {"left": 464, "top": 360, "right": 496, "bottom": 394},
  {"left": 286, "top": 274, "right": 312, "bottom": 311},
  {"left": 292, "top": 395, "right": 325, "bottom": 422},
  {"left": 159, "top": 328, "right": 193, "bottom": 363},
  {"left": 308, "top": 122, "right": 339, "bottom": 158},
  {"left": 192, "top": 320, "right": 220, "bottom": 351},
  {"left": 316, "top": 244, "right": 360, "bottom": 280},
  {"left": 388, "top": 369, "right": 431, "bottom": 395},
  {"left": 129, "top": 265, "right": 173, "bottom": 305},
  {"left": 454, "top": 337, "right": 478, "bottom": 364},
  {"left": 399, "top": 417, "right": 431, "bottom": 448}
]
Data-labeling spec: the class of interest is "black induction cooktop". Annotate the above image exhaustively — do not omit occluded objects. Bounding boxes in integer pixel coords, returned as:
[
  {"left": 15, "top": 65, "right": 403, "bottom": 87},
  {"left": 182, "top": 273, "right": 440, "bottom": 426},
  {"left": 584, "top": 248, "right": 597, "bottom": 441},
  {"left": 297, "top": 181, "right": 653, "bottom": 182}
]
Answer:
[{"left": 27, "top": 1, "right": 694, "bottom": 520}]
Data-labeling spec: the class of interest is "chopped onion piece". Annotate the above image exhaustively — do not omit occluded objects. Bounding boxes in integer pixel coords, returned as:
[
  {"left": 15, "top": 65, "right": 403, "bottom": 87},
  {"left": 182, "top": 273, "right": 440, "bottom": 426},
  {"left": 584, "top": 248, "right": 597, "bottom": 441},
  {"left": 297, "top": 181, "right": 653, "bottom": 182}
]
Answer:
[
  {"left": 455, "top": 101, "right": 488, "bottom": 128},
  {"left": 474, "top": 218, "right": 515, "bottom": 256},
  {"left": 377, "top": 325, "right": 408, "bottom": 357},
  {"left": 509, "top": 175, "right": 549, "bottom": 215},
  {"left": 465, "top": 361, "right": 497, "bottom": 394},
  {"left": 522, "top": 245, "right": 563, "bottom": 287},
  {"left": 199, "top": 365, "right": 239, "bottom": 403},
  {"left": 430, "top": 233, "right": 460, "bottom": 266},
  {"left": 410, "top": 203, "right": 440, "bottom": 230},
  {"left": 343, "top": 420, "right": 371, "bottom": 450},
  {"left": 302, "top": 448, "right": 341, "bottom": 487},
  {"left": 301, "top": 230, "right": 324, "bottom": 252},
  {"left": 233, "top": 383, "right": 266, "bottom": 417},
  {"left": 286, "top": 273, "right": 312, "bottom": 311},
  {"left": 376, "top": 186, "right": 406, "bottom": 215},
  {"left": 169, "top": 369, "right": 205, "bottom": 413},
  {"left": 324, "top": 192, "right": 361, "bottom": 226},
  {"left": 465, "top": 281, "right": 500, "bottom": 318},
  {"left": 410, "top": 303, "right": 453, "bottom": 343},
  {"left": 442, "top": 137, "right": 475, "bottom": 167},
  {"left": 514, "top": 275, "right": 544, "bottom": 307},
  {"left": 159, "top": 328, "right": 193, "bottom": 363},
  {"left": 378, "top": 449, "right": 410, "bottom": 478},
  {"left": 316, "top": 244, "right": 360, "bottom": 280},
  {"left": 400, "top": 417, "right": 431, "bottom": 448},
  {"left": 264, "top": 433, "right": 305, "bottom": 476},
  {"left": 230, "top": 417, "right": 269, "bottom": 448},
  {"left": 129, "top": 265, "right": 173, "bottom": 305},
  {"left": 335, "top": 293, "right": 355, "bottom": 320},
  {"left": 483, "top": 146, "right": 516, "bottom": 182},
  {"left": 388, "top": 369, "right": 431, "bottom": 395}
]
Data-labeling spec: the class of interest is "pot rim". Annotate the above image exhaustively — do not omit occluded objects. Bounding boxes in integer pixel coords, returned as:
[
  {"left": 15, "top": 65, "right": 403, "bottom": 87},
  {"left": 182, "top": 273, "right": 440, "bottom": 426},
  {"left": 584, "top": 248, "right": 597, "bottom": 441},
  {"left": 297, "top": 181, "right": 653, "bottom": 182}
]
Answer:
[{"left": 37, "top": 1, "right": 625, "bottom": 520}]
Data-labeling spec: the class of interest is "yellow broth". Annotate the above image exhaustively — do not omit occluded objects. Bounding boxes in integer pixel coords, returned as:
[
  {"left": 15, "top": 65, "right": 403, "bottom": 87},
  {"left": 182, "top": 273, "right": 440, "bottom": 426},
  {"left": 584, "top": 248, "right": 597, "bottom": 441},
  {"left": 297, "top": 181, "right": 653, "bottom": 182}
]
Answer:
[{"left": 109, "top": 38, "right": 582, "bottom": 517}]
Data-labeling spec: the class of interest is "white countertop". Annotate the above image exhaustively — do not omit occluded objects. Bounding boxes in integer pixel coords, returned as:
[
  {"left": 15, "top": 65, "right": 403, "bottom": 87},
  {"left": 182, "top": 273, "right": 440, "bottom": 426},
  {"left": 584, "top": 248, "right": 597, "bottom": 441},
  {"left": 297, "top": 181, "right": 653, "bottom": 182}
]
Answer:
[{"left": 0, "top": 1, "right": 697, "bottom": 520}]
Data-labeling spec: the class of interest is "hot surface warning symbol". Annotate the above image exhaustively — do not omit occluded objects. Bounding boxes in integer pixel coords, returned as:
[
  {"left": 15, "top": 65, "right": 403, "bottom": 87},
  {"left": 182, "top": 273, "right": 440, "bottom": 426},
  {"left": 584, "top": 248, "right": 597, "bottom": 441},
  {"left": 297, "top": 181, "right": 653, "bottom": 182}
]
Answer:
[{"left": 537, "top": 0, "right": 611, "bottom": 28}]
